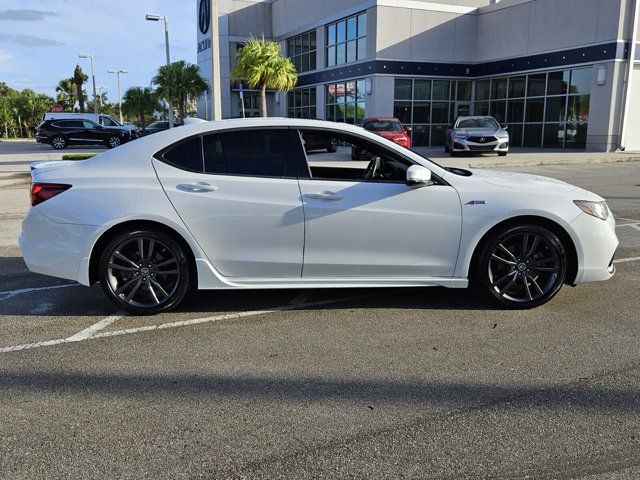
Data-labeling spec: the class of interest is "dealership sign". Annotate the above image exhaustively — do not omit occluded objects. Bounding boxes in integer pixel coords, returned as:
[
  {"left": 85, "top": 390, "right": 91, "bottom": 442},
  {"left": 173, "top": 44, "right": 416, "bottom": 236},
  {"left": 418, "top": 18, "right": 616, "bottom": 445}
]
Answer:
[{"left": 197, "top": 0, "right": 211, "bottom": 53}]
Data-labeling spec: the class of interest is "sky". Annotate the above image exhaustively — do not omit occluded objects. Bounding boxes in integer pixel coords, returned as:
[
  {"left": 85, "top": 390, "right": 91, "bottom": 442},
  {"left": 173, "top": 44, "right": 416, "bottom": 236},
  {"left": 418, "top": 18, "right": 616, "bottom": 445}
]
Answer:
[{"left": 0, "top": 0, "right": 197, "bottom": 104}]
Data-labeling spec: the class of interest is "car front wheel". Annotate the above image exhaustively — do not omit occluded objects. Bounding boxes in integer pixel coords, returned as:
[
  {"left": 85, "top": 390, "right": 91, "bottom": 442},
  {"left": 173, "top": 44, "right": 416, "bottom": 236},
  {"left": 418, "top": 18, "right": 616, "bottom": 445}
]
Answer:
[
  {"left": 475, "top": 225, "right": 567, "bottom": 308},
  {"left": 99, "top": 230, "right": 191, "bottom": 315},
  {"left": 106, "top": 135, "right": 122, "bottom": 148}
]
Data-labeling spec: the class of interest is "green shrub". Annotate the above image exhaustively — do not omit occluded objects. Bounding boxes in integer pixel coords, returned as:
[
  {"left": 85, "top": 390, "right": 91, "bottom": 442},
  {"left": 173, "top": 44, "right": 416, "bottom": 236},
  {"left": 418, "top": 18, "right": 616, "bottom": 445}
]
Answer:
[{"left": 61, "top": 153, "right": 99, "bottom": 160}]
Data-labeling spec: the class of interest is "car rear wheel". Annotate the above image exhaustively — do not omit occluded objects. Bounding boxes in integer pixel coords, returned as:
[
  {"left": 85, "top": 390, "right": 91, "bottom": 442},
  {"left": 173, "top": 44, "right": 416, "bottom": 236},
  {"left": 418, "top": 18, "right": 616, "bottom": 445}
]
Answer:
[
  {"left": 106, "top": 135, "right": 122, "bottom": 149},
  {"left": 99, "top": 230, "right": 191, "bottom": 315},
  {"left": 475, "top": 225, "right": 567, "bottom": 308},
  {"left": 51, "top": 135, "right": 67, "bottom": 150}
]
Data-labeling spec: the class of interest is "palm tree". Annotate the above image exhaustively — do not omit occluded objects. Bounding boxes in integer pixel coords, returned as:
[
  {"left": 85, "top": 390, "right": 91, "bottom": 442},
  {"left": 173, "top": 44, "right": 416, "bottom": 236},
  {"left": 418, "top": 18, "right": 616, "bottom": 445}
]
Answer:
[
  {"left": 122, "top": 87, "right": 159, "bottom": 129},
  {"left": 231, "top": 37, "right": 297, "bottom": 117},
  {"left": 56, "top": 78, "right": 76, "bottom": 111},
  {"left": 73, "top": 65, "right": 88, "bottom": 113},
  {"left": 152, "top": 60, "right": 209, "bottom": 121}
]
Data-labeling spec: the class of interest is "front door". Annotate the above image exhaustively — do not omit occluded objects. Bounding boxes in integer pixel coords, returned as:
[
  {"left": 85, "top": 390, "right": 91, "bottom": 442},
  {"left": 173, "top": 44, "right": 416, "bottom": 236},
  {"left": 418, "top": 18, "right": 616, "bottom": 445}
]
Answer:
[
  {"left": 153, "top": 128, "right": 305, "bottom": 278},
  {"left": 297, "top": 129, "right": 462, "bottom": 278}
]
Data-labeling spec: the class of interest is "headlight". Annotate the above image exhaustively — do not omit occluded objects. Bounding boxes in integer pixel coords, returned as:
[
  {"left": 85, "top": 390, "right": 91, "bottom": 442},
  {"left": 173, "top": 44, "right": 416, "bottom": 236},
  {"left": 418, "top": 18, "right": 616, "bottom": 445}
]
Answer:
[
  {"left": 496, "top": 131, "right": 509, "bottom": 139},
  {"left": 453, "top": 134, "right": 468, "bottom": 140},
  {"left": 574, "top": 200, "right": 609, "bottom": 220}
]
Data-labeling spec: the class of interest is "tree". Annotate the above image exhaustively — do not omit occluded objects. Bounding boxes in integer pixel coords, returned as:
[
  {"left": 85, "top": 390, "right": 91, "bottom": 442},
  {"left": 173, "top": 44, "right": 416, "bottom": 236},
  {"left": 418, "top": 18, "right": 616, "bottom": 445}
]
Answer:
[
  {"left": 152, "top": 60, "right": 209, "bottom": 121},
  {"left": 122, "top": 87, "right": 159, "bottom": 129},
  {"left": 0, "top": 83, "right": 19, "bottom": 138},
  {"left": 56, "top": 78, "right": 77, "bottom": 112},
  {"left": 13, "top": 89, "right": 54, "bottom": 137},
  {"left": 73, "top": 65, "right": 88, "bottom": 113},
  {"left": 231, "top": 37, "right": 297, "bottom": 117}
]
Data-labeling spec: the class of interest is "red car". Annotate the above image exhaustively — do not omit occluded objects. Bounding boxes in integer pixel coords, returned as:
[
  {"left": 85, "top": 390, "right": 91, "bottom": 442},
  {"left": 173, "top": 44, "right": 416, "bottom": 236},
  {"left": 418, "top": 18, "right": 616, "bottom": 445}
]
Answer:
[{"left": 352, "top": 117, "right": 412, "bottom": 160}]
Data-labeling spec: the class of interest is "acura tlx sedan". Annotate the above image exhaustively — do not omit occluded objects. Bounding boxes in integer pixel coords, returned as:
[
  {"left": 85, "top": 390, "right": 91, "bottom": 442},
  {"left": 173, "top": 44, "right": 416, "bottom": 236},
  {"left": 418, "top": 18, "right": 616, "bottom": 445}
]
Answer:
[{"left": 20, "top": 118, "right": 617, "bottom": 314}]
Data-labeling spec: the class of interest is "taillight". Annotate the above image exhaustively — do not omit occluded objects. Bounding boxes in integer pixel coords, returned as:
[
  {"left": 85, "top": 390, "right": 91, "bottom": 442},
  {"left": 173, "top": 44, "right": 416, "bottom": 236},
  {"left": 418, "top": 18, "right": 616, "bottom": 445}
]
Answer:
[{"left": 30, "top": 183, "right": 71, "bottom": 206}]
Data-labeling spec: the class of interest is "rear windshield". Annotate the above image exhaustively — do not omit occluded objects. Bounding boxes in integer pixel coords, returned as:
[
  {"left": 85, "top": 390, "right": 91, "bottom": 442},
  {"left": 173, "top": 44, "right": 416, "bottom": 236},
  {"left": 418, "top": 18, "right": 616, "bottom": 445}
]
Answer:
[
  {"left": 455, "top": 118, "right": 499, "bottom": 129},
  {"left": 363, "top": 120, "right": 403, "bottom": 132}
]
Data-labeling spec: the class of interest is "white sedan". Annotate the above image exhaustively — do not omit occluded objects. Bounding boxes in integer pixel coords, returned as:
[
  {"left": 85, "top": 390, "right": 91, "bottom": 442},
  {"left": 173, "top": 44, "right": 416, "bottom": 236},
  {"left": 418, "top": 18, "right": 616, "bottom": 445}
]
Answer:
[{"left": 20, "top": 118, "right": 618, "bottom": 314}]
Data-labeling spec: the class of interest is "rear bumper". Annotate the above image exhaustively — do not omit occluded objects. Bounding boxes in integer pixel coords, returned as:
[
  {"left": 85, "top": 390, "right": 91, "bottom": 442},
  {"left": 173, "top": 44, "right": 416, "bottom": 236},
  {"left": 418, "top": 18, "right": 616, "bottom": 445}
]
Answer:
[
  {"left": 570, "top": 212, "right": 618, "bottom": 284},
  {"left": 19, "top": 208, "right": 98, "bottom": 285}
]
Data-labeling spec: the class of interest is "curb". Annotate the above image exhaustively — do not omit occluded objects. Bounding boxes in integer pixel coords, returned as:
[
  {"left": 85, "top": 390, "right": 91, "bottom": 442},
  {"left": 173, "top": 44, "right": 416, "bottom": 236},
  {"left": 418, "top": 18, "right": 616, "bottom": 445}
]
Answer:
[{"left": 460, "top": 155, "right": 640, "bottom": 169}]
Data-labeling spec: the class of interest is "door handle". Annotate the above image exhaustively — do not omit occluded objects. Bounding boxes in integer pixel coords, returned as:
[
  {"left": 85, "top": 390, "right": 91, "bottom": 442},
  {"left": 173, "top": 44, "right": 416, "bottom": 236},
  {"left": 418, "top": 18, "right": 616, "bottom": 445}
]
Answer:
[
  {"left": 305, "top": 191, "right": 343, "bottom": 201},
  {"left": 176, "top": 182, "right": 218, "bottom": 192}
]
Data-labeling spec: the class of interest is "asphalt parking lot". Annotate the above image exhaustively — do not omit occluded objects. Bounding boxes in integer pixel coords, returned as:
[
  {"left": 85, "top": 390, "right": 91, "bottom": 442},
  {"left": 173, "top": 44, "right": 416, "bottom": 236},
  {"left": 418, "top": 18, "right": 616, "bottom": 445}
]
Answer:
[{"left": 1, "top": 161, "right": 640, "bottom": 479}]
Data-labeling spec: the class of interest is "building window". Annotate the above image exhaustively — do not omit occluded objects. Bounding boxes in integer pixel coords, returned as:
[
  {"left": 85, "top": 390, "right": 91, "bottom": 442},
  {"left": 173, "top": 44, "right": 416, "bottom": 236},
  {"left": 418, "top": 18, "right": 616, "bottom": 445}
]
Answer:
[
  {"left": 287, "top": 87, "right": 317, "bottom": 119},
  {"left": 326, "top": 12, "right": 367, "bottom": 68},
  {"left": 393, "top": 79, "right": 474, "bottom": 147},
  {"left": 325, "top": 79, "right": 365, "bottom": 124},
  {"left": 477, "top": 67, "right": 592, "bottom": 149},
  {"left": 286, "top": 30, "right": 317, "bottom": 73}
]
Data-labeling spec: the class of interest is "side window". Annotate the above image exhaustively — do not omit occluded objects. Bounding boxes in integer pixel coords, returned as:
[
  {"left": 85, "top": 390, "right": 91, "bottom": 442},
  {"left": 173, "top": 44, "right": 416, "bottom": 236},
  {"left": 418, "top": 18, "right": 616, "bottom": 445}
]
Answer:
[
  {"left": 82, "top": 121, "right": 96, "bottom": 129},
  {"left": 162, "top": 137, "right": 203, "bottom": 172},
  {"left": 299, "top": 129, "right": 412, "bottom": 182},
  {"left": 202, "top": 129, "right": 290, "bottom": 177},
  {"left": 100, "top": 116, "right": 117, "bottom": 127},
  {"left": 54, "top": 120, "right": 82, "bottom": 128}
]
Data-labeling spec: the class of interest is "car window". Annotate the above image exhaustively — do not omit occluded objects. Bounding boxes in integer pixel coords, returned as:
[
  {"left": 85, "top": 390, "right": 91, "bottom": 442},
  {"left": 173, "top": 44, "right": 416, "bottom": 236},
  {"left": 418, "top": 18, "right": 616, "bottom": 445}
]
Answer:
[
  {"left": 53, "top": 120, "right": 84, "bottom": 128},
  {"left": 162, "top": 137, "right": 204, "bottom": 173},
  {"left": 455, "top": 118, "right": 499, "bottom": 129},
  {"left": 298, "top": 129, "right": 413, "bottom": 183},
  {"left": 202, "top": 129, "right": 289, "bottom": 177},
  {"left": 82, "top": 121, "right": 96, "bottom": 129},
  {"left": 100, "top": 116, "right": 118, "bottom": 127},
  {"left": 363, "top": 120, "right": 403, "bottom": 132}
]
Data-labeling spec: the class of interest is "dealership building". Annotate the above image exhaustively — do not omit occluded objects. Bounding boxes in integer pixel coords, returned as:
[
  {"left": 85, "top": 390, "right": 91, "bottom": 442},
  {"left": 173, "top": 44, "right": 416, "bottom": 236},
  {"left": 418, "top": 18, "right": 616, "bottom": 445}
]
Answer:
[{"left": 197, "top": 0, "right": 640, "bottom": 151}]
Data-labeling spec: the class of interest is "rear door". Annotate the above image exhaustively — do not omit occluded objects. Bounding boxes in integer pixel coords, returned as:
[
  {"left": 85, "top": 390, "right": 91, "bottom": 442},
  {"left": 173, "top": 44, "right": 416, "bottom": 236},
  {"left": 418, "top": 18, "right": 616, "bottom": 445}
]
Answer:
[{"left": 153, "top": 128, "right": 305, "bottom": 278}]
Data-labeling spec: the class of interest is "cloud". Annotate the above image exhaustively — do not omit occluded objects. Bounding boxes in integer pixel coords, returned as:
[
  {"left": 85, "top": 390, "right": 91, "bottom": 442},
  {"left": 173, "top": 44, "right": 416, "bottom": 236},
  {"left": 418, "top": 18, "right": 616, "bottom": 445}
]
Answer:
[
  {"left": 0, "top": 50, "right": 11, "bottom": 62},
  {"left": 0, "top": 33, "right": 64, "bottom": 47},
  {"left": 0, "top": 9, "right": 60, "bottom": 21}
]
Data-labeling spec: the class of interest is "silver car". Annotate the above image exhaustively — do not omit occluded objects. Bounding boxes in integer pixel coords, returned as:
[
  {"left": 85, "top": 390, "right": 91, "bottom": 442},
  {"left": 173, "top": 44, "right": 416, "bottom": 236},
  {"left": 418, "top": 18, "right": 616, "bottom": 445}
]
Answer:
[{"left": 445, "top": 116, "right": 509, "bottom": 157}]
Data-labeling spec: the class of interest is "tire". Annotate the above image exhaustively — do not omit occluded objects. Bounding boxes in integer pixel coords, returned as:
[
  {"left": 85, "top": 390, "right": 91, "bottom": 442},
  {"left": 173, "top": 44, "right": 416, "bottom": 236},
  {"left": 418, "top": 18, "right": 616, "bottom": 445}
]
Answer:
[
  {"left": 327, "top": 138, "right": 338, "bottom": 153},
  {"left": 51, "top": 135, "right": 67, "bottom": 150},
  {"left": 444, "top": 144, "right": 451, "bottom": 153},
  {"left": 99, "top": 229, "right": 191, "bottom": 315},
  {"left": 106, "top": 135, "right": 122, "bottom": 149},
  {"left": 498, "top": 151, "right": 508, "bottom": 157},
  {"left": 474, "top": 224, "right": 567, "bottom": 309},
  {"left": 450, "top": 151, "right": 458, "bottom": 157}
]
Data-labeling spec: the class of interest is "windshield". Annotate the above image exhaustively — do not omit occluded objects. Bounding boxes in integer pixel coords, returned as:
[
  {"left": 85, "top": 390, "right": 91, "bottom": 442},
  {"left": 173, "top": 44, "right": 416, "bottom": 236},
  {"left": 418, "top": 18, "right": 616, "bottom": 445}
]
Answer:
[
  {"left": 148, "top": 122, "right": 165, "bottom": 128},
  {"left": 363, "top": 120, "right": 403, "bottom": 132},
  {"left": 455, "top": 118, "right": 500, "bottom": 129}
]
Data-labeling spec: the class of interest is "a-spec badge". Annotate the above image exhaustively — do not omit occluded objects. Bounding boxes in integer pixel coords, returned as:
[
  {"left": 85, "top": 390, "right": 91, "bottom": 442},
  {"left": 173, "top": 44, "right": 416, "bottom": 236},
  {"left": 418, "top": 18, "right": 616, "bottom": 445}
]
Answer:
[{"left": 465, "top": 200, "right": 487, "bottom": 205}]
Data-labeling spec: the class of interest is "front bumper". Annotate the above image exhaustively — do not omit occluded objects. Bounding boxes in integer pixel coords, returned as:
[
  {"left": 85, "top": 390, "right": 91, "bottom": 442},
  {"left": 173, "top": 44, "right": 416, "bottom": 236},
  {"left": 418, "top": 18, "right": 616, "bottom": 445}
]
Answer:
[
  {"left": 19, "top": 208, "right": 99, "bottom": 285},
  {"left": 570, "top": 211, "right": 618, "bottom": 284},
  {"left": 452, "top": 137, "right": 509, "bottom": 152}
]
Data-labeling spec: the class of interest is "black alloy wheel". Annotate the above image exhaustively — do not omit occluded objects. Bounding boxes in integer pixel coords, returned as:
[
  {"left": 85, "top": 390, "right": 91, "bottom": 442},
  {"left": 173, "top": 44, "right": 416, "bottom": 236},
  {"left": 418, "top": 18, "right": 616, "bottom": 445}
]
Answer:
[
  {"left": 99, "top": 230, "right": 190, "bottom": 314},
  {"left": 476, "top": 225, "right": 567, "bottom": 308}
]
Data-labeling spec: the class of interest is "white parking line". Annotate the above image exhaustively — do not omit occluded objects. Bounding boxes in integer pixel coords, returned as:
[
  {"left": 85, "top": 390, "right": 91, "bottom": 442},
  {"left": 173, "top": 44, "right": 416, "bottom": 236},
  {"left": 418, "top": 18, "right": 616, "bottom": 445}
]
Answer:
[
  {"left": 0, "top": 283, "right": 78, "bottom": 301},
  {"left": 66, "top": 312, "right": 126, "bottom": 342},
  {"left": 614, "top": 256, "right": 640, "bottom": 264},
  {"left": 0, "top": 293, "right": 375, "bottom": 354}
]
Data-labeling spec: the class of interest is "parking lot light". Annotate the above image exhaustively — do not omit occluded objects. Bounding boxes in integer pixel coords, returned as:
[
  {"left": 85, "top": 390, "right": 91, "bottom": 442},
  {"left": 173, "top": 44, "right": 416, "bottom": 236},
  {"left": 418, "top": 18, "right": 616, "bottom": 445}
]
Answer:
[
  {"left": 107, "top": 68, "right": 128, "bottom": 124},
  {"left": 79, "top": 53, "right": 98, "bottom": 114},
  {"left": 146, "top": 12, "right": 174, "bottom": 128}
]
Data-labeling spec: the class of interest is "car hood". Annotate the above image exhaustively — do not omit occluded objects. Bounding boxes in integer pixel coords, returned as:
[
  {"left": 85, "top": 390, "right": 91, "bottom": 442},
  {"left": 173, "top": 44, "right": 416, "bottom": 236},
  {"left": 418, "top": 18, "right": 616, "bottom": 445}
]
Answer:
[
  {"left": 453, "top": 128, "right": 500, "bottom": 136},
  {"left": 373, "top": 130, "right": 407, "bottom": 139},
  {"left": 468, "top": 169, "right": 603, "bottom": 201}
]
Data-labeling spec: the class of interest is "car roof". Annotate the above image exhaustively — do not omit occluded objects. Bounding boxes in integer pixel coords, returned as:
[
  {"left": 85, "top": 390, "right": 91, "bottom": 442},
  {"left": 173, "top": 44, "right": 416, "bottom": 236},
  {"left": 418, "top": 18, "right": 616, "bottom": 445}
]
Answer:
[
  {"left": 455, "top": 116, "right": 496, "bottom": 120},
  {"left": 363, "top": 117, "right": 402, "bottom": 122}
]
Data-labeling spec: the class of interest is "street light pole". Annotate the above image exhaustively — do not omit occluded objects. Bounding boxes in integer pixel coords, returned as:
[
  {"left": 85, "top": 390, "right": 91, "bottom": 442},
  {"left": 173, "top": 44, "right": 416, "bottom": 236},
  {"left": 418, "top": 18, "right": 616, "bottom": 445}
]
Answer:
[
  {"left": 146, "top": 13, "right": 174, "bottom": 128},
  {"left": 79, "top": 53, "right": 98, "bottom": 113},
  {"left": 107, "top": 68, "right": 128, "bottom": 124}
]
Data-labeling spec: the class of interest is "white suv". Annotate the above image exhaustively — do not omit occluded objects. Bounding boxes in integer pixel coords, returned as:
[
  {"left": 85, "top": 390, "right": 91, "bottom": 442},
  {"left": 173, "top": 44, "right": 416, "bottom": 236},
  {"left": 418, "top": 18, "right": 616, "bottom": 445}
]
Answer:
[{"left": 42, "top": 113, "right": 138, "bottom": 137}]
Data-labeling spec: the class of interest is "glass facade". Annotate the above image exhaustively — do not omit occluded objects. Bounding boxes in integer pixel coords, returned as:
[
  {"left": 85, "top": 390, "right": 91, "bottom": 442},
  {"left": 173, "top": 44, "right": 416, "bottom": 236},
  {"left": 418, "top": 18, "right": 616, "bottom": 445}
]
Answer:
[
  {"left": 286, "top": 30, "right": 317, "bottom": 73},
  {"left": 393, "top": 79, "right": 472, "bottom": 146},
  {"left": 325, "top": 79, "right": 366, "bottom": 124},
  {"left": 287, "top": 87, "right": 317, "bottom": 119},
  {"left": 394, "top": 67, "right": 591, "bottom": 148},
  {"left": 326, "top": 12, "right": 367, "bottom": 67},
  {"left": 475, "top": 67, "right": 591, "bottom": 149}
]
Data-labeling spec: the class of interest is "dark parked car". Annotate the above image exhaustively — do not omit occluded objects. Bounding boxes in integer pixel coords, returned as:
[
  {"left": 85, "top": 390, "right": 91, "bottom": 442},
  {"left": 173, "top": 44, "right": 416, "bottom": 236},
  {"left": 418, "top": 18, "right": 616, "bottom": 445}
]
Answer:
[
  {"left": 141, "top": 120, "right": 183, "bottom": 136},
  {"left": 35, "top": 119, "right": 131, "bottom": 150},
  {"left": 300, "top": 131, "right": 338, "bottom": 153}
]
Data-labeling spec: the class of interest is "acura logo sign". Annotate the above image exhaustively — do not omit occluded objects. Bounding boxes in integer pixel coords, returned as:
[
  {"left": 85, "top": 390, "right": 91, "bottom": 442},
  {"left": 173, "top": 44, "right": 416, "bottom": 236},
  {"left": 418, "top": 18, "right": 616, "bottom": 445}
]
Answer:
[{"left": 199, "top": 0, "right": 210, "bottom": 34}]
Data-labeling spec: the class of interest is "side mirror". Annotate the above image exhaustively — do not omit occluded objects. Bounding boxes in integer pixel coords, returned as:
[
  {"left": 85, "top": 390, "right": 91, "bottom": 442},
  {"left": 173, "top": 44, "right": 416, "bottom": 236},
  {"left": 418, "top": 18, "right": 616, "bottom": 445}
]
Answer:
[
  {"left": 501, "top": 125, "right": 509, "bottom": 130},
  {"left": 403, "top": 125, "right": 412, "bottom": 132},
  {"left": 406, "top": 165, "right": 433, "bottom": 187}
]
